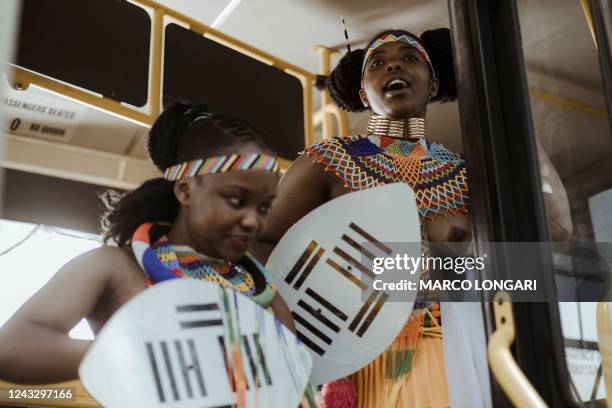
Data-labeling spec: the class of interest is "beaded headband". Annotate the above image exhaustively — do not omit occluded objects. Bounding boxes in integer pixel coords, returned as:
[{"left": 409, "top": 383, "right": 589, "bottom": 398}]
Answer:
[
  {"left": 164, "top": 153, "right": 280, "bottom": 181},
  {"left": 361, "top": 33, "right": 436, "bottom": 80}
]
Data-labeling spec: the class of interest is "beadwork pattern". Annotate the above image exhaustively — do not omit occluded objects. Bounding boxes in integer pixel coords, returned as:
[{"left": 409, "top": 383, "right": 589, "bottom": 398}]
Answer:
[
  {"left": 302, "top": 134, "right": 470, "bottom": 220},
  {"left": 164, "top": 153, "right": 280, "bottom": 181},
  {"left": 132, "top": 222, "right": 276, "bottom": 307}
]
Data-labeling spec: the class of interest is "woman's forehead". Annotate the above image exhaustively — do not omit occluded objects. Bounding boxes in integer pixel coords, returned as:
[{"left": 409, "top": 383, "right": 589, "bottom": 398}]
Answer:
[
  {"left": 361, "top": 32, "right": 436, "bottom": 80},
  {"left": 369, "top": 42, "right": 420, "bottom": 58},
  {"left": 214, "top": 142, "right": 269, "bottom": 156},
  {"left": 201, "top": 169, "right": 279, "bottom": 190}
]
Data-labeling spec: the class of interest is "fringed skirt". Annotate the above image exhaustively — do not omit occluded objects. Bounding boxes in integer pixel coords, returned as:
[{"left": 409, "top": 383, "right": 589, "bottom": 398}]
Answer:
[{"left": 348, "top": 306, "right": 449, "bottom": 408}]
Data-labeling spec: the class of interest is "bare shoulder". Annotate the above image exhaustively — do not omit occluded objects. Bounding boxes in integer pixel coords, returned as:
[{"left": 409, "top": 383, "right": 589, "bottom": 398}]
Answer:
[
  {"left": 73, "top": 246, "right": 146, "bottom": 331},
  {"left": 57, "top": 245, "right": 145, "bottom": 303},
  {"left": 284, "top": 153, "right": 328, "bottom": 179},
  {"left": 87, "top": 245, "right": 145, "bottom": 290},
  {"left": 77, "top": 245, "right": 131, "bottom": 262},
  {"left": 93, "top": 245, "right": 140, "bottom": 270},
  {"left": 62, "top": 245, "right": 135, "bottom": 278},
  {"left": 282, "top": 152, "right": 343, "bottom": 194},
  {"left": 258, "top": 155, "right": 328, "bottom": 248}
]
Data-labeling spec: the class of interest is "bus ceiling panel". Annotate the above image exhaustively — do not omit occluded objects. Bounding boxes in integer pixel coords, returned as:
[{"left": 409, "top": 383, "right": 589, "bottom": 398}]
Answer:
[
  {"left": 162, "top": 23, "right": 305, "bottom": 160},
  {"left": 14, "top": 0, "right": 151, "bottom": 107}
]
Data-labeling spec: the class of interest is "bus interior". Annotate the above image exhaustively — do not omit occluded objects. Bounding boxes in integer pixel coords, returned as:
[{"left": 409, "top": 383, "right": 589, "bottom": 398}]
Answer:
[{"left": 1, "top": 0, "right": 612, "bottom": 406}]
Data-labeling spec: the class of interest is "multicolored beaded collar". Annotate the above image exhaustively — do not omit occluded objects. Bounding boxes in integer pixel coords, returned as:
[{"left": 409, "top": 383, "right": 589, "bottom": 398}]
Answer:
[
  {"left": 131, "top": 222, "right": 277, "bottom": 308},
  {"left": 164, "top": 153, "right": 280, "bottom": 181},
  {"left": 302, "top": 115, "right": 469, "bottom": 220},
  {"left": 362, "top": 32, "right": 436, "bottom": 80}
]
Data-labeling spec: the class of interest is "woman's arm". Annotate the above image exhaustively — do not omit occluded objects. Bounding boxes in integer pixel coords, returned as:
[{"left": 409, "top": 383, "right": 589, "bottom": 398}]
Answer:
[
  {"left": 269, "top": 293, "right": 296, "bottom": 333},
  {"left": 537, "top": 142, "right": 573, "bottom": 241},
  {"left": 0, "top": 247, "right": 119, "bottom": 384},
  {"left": 251, "top": 154, "right": 335, "bottom": 263}
]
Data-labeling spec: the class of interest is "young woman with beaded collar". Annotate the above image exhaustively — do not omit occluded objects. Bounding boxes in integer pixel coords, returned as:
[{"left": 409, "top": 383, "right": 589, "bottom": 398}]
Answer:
[
  {"left": 254, "top": 29, "right": 572, "bottom": 407},
  {"left": 0, "top": 102, "right": 295, "bottom": 384}
]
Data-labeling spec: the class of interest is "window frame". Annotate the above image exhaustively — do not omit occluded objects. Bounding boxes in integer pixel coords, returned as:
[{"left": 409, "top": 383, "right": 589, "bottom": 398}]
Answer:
[{"left": 447, "top": 0, "right": 586, "bottom": 405}]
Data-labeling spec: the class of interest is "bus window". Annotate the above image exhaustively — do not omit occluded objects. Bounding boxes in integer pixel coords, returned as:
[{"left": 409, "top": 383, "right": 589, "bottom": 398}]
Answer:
[{"left": 518, "top": 0, "right": 612, "bottom": 403}]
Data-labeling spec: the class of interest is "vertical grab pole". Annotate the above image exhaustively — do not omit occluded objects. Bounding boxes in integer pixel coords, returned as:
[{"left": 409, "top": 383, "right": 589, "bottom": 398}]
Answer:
[
  {"left": 148, "top": 6, "right": 164, "bottom": 119},
  {"left": 314, "top": 46, "right": 335, "bottom": 139}
]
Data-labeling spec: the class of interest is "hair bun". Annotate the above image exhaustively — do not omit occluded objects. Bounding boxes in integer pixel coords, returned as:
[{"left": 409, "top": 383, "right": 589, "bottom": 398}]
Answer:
[
  {"left": 326, "top": 48, "right": 367, "bottom": 112},
  {"left": 420, "top": 28, "right": 457, "bottom": 102},
  {"left": 147, "top": 102, "right": 209, "bottom": 171}
]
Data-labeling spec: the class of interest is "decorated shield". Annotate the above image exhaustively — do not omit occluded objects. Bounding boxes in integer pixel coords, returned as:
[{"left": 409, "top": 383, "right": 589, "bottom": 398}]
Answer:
[
  {"left": 79, "top": 280, "right": 312, "bottom": 408},
  {"left": 266, "top": 183, "right": 421, "bottom": 384}
]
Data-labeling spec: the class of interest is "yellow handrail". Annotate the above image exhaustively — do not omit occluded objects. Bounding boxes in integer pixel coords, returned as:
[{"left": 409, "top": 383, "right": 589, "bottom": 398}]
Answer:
[
  {"left": 597, "top": 302, "right": 612, "bottom": 405},
  {"left": 312, "top": 45, "right": 349, "bottom": 139},
  {"left": 487, "top": 291, "right": 548, "bottom": 407},
  {"left": 529, "top": 87, "right": 608, "bottom": 119},
  {"left": 579, "top": 0, "right": 598, "bottom": 49}
]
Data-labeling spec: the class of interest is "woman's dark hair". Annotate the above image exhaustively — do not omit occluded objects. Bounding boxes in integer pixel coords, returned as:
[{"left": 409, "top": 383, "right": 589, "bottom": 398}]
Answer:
[
  {"left": 326, "top": 28, "right": 457, "bottom": 112},
  {"left": 100, "top": 102, "right": 271, "bottom": 247}
]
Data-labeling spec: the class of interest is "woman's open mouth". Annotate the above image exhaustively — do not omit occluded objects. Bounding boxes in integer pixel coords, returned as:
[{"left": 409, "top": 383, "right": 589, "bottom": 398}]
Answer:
[{"left": 383, "top": 78, "right": 410, "bottom": 96}]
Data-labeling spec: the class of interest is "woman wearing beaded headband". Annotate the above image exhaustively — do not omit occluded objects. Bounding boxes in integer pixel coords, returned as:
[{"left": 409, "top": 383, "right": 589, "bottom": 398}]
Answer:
[
  {"left": 255, "top": 28, "right": 572, "bottom": 407},
  {"left": 254, "top": 28, "right": 462, "bottom": 408},
  {"left": 0, "top": 102, "right": 296, "bottom": 385}
]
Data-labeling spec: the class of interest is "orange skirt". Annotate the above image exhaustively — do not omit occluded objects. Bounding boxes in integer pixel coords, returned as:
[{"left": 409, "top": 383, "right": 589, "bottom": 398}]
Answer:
[{"left": 348, "top": 336, "right": 449, "bottom": 408}]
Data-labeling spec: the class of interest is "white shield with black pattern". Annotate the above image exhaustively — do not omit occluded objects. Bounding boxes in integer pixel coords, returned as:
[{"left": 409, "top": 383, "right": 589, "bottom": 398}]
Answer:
[
  {"left": 266, "top": 183, "right": 421, "bottom": 384},
  {"left": 79, "top": 280, "right": 312, "bottom": 408}
]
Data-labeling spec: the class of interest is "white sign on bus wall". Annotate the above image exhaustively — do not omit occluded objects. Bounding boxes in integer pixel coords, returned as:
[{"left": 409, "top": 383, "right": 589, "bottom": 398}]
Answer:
[{"left": 1, "top": 82, "right": 86, "bottom": 142}]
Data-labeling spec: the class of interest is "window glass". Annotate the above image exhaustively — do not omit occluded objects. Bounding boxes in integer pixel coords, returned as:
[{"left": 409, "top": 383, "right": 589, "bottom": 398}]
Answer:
[{"left": 518, "top": 0, "right": 612, "bottom": 403}]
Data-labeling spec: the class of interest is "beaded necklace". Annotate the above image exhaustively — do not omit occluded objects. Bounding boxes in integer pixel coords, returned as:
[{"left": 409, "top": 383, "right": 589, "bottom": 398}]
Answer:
[
  {"left": 132, "top": 222, "right": 276, "bottom": 307},
  {"left": 366, "top": 114, "right": 427, "bottom": 139},
  {"left": 302, "top": 114, "right": 469, "bottom": 220}
]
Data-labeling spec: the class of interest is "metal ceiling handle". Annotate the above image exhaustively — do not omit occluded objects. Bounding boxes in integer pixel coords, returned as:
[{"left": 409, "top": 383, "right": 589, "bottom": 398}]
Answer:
[
  {"left": 597, "top": 302, "right": 612, "bottom": 404},
  {"left": 487, "top": 291, "right": 548, "bottom": 408}
]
